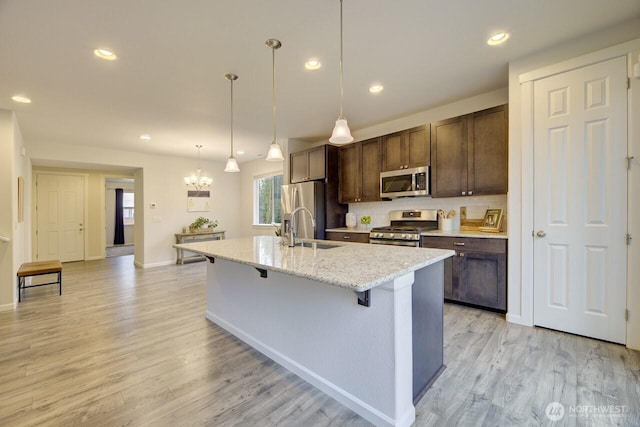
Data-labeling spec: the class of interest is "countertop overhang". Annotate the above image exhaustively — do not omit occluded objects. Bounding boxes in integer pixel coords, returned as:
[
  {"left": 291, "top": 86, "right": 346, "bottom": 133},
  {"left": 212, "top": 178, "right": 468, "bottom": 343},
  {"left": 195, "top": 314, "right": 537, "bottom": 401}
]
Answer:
[{"left": 175, "top": 236, "right": 454, "bottom": 292}]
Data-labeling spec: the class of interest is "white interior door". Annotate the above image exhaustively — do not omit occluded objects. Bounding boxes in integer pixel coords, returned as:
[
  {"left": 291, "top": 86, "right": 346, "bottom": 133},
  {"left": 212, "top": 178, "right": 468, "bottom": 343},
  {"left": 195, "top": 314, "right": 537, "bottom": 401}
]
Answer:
[
  {"left": 37, "top": 174, "right": 85, "bottom": 262},
  {"left": 533, "top": 56, "right": 627, "bottom": 344}
]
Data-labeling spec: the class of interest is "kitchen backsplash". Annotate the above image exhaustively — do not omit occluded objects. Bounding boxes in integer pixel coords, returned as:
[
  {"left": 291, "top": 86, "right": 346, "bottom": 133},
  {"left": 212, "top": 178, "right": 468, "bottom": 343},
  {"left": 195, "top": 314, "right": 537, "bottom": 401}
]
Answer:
[{"left": 346, "top": 194, "right": 507, "bottom": 228}]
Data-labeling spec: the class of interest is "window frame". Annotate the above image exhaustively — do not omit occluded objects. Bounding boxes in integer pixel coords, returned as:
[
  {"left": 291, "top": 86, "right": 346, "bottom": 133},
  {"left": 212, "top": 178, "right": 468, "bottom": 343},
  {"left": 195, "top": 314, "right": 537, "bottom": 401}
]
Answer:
[
  {"left": 122, "top": 191, "right": 135, "bottom": 225},
  {"left": 253, "top": 172, "right": 283, "bottom": 227}
]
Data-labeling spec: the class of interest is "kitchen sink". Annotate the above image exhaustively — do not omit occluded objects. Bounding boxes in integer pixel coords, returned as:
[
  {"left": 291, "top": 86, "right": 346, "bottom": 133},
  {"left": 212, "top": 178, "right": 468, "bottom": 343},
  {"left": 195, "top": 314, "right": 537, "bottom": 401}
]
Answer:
[{"left": 298, "top": 242, "right": 340, "bottom": 250}]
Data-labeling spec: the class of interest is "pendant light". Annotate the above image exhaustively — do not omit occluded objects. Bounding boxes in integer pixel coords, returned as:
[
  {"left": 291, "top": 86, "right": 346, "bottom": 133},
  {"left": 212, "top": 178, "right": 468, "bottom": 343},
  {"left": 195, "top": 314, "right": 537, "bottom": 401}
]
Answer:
[
  {"left": 265, "top": 39, "right": 285, "bottom": 161},
  {"left": 184, "top": 145, "right": 213, "bottom": 190},
  {"left": 224, "top": 73, "right": 240, "bottom": 172},
  {"left": 329, "top": 0, "right": 353, "bottom": 144}
]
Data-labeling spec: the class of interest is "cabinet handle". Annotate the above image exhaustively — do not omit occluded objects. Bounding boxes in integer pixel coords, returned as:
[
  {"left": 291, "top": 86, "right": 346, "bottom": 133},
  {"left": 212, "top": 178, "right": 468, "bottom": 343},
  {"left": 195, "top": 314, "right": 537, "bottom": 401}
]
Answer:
[
  {"left": 453, "top": 242, "right": 465, "bottom": 246},
  {"left": 458, "top": 252, "right": 465, "bottom": 257},
  {"left": 343, "top": 235, "right": 351, "bottom": 239},
  {"left": 462, "top": 191, "right": 466, "bottom": 196}
]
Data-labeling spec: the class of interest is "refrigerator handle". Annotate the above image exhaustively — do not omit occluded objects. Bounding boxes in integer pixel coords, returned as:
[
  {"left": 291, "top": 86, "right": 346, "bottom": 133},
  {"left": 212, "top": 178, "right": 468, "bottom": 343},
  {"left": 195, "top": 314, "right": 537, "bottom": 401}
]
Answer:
[{"left": 290, "top": 186, "right": 299, "bottom": 238}]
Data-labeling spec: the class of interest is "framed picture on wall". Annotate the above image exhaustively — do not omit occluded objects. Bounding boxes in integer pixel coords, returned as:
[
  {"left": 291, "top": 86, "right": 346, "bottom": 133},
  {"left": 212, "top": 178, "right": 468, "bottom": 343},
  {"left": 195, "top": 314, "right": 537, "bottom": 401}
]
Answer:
[
  {"left": 479, "top": 208, "right": 503, "bottom": 232},
  {"left": 187, "top": 190, "right": 210, "bottom": 212}
]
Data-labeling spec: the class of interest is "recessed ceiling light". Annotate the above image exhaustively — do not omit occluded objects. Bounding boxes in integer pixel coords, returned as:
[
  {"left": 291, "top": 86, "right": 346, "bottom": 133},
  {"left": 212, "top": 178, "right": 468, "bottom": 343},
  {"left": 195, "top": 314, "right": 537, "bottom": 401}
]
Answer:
[
  {"left": 94, "top": 48, "right": 117, "bottom": 60},
  {"left": 11, "top": 95, "right": 31, "bottom": 103},
  {"left": 369, "top": 84, "right": 384, "bottom": 94},
  {"left": 236, "top": 150, "right": 245, "bottom": 155},
  {"left": 305, "top": 58, "right": 322, "bottom": 70},
  {"left": 487, "top": 32, "right": 509, "bottom": 46},
  {"left": 140, "top": 134, "right": 151, "bottom": 141}
]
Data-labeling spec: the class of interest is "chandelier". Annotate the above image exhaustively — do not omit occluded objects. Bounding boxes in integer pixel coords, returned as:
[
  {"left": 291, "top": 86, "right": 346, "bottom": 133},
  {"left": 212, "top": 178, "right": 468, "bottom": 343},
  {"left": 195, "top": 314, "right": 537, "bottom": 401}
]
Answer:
[{"left": 184, "top": 144, "right": 212, "bottom": 190}]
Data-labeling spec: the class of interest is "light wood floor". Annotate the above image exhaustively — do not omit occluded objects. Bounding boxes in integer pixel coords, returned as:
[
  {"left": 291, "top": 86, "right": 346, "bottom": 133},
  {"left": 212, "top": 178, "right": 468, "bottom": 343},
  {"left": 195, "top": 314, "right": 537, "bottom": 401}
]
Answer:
[{"left": 1, "top": 257, "right": 638, "bottom": 426}]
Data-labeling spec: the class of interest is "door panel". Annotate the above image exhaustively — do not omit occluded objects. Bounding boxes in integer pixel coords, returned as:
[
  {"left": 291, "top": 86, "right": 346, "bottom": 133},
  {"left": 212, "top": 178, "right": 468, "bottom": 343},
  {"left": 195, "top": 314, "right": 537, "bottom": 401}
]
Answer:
[
  {"left": 37, "top": 174, "right": 85, "bottom": 262},
  {"left": 533, "top": 56, "right": 627, "bottom": 344}
]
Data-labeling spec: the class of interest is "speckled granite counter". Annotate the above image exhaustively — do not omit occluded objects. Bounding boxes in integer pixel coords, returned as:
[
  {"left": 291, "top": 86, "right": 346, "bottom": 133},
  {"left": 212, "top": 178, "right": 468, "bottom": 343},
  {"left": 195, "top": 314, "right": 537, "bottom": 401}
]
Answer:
[
  {"left": 175, "top": 235, "right": 453, "bottom": 292},
  {"left": 421, "top": 229, "right": 508, "bottom": 239}
]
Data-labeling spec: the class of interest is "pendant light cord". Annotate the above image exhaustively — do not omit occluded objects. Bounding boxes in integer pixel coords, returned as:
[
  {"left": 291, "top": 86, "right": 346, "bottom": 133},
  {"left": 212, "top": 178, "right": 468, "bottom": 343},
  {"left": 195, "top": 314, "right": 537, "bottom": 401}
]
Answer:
[
  {"left": 339, "top": 0, "right": 344, "bottom": 119},
  {"left": 196, "top": 144, "right": 202, "bottom": 169},
  {"left": 272, "top": 46, "right": 277, "bottom": 143},
  {"left": 230, "top": 78, "right": 234, "bottom": 157}
]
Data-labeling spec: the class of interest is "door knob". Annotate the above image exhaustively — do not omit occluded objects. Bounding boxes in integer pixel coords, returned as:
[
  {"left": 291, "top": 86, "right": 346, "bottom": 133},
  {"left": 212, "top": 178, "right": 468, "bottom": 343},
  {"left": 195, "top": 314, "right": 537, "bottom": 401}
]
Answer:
[{"left": 536, "top": 230, "right": 546, "bottom": 237}]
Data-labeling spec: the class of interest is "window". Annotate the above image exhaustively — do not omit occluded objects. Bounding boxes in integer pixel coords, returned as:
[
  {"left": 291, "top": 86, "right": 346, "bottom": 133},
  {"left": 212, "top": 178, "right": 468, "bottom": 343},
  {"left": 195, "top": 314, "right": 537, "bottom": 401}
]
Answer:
[
  {"left": 254, "top": 174, "right": 282, "bottom": 225},
  {"left": 123, "top": 192, "right": 135, "bottom": 225}
]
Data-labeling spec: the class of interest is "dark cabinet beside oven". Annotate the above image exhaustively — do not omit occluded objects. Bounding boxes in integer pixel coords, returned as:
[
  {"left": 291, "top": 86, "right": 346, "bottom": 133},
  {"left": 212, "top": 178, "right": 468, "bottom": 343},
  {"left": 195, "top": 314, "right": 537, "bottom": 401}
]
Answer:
[
  {"left": 338, "top": 137, "right": 382, "bottom": 203},
  {"left": 290, "top": 145, "right": 327, "bottom": 183},
  {"left": 381, "top": 125, "right": 430, "bottom": 172},
  {"left": 421, "top": 236, "right": 507, "bottom": 312},
  {"left": 326, "top": 231, "right": 370, "bottom": 244},
  {"left": 430, "top": 104, "right": 508, "bottom": 198}
]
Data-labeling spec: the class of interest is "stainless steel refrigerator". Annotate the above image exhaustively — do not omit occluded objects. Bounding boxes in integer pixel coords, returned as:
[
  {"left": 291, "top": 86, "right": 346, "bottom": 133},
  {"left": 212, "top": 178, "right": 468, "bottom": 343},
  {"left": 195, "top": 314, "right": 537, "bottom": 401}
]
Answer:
[{"left": 281, "top": 182, "right": 326, "bottom": 240}]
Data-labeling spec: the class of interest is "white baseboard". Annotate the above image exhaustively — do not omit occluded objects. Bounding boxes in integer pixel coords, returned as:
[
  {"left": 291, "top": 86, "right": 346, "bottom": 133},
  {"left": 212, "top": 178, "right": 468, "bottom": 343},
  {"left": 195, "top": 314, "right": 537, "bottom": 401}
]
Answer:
[
  {"left": 85, "top": 256, "right": 103, "bottom": 261},
  {"left": 506, "top": 313, "right": 533, "bottom": 326},
  {"left": 0, "top": 302, "right": 16, "bottom": 312},
  {"left": 135, "top": 260, "right": 175, "bottom": 268}
]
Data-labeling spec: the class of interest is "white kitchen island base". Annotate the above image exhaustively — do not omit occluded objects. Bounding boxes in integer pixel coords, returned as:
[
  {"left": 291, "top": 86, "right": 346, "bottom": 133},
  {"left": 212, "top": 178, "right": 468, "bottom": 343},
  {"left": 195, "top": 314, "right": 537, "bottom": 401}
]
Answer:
[{"left": 205, "top": 257, "right": 444, "bottom": 427}]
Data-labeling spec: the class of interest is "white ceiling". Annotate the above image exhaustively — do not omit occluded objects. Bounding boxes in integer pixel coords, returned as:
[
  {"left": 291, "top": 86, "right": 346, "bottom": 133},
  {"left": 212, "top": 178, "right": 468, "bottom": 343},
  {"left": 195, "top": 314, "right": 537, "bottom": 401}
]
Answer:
[{"left": 1, "top": 0, "right": 639, "bottom": 164}]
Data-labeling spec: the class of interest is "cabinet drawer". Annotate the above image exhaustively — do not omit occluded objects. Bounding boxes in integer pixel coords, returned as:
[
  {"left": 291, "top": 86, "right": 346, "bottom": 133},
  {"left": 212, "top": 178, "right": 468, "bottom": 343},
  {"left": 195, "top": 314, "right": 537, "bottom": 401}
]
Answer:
[
  {"left": 326, "top": 231, "right": 370, "bottom": 244},
  {"left": 421, "top": 236, "right": 506, "bottom": 254}
]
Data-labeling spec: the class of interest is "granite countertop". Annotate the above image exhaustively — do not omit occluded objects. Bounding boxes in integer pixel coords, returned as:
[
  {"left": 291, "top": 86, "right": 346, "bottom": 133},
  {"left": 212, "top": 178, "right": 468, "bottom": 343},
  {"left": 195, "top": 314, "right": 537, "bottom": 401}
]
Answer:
[
  {"left": 175, "top": 236, "right": 454, "bottom": 292},
  {"left": 421, "top": 229, "right": 508, "bottom": 239},
  {"left": 325, "top": 227, "right": 371, "bottom": 234}
]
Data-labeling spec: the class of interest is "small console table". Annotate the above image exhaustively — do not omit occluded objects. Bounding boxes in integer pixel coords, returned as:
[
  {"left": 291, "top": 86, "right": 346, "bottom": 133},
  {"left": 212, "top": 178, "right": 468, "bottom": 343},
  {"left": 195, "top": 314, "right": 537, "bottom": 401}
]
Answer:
[{"left": 175, "top": 230, "right": 225, "bottom": 264}]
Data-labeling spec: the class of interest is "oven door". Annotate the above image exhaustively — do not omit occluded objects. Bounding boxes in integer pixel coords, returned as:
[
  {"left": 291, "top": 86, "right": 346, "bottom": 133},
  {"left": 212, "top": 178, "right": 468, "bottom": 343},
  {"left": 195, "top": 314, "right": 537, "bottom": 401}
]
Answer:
[{"left": 369, "top": 239, "right": 420, "bottom": 247}]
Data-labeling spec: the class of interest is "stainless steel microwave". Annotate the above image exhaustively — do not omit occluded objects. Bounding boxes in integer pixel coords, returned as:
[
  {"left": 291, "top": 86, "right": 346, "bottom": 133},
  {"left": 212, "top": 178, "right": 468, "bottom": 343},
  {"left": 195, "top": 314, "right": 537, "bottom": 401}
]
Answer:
[{"left": 380, "top": 166, "right": 430, "bottom": 198}]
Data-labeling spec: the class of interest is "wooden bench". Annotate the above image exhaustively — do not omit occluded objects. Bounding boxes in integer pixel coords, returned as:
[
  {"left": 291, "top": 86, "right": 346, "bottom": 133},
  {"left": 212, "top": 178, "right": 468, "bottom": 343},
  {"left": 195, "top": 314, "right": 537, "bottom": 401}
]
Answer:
[{"left": 17, "top": 260, "right": 62, "bottom": 302}]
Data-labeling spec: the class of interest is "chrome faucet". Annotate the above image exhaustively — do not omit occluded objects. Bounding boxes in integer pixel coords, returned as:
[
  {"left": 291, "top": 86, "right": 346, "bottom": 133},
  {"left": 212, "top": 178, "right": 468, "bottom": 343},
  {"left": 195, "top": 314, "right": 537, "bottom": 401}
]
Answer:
[{"left": 288, "top": 207, "right": 316, "bottom": 247}]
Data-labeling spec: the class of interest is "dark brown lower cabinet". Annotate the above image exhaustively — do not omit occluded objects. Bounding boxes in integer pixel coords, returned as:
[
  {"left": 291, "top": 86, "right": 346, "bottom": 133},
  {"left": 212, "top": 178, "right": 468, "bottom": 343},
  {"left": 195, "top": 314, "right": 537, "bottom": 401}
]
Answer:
[
  {"left": 326, "top": 231, "right": 370, "bottom": 244},
  {"left": 421, "top": 236, "right": 507, "bottom": 312}
]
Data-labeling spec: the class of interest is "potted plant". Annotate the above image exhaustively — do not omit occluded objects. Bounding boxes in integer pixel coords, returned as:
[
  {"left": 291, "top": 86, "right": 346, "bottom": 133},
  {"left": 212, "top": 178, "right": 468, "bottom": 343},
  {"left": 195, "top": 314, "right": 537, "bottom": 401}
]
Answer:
[
  {"left": 189, "top": 216, "right": 218, "bottom": 233},
  {"left": 360, "top": 215, "right": 372, "bottom": 229}
]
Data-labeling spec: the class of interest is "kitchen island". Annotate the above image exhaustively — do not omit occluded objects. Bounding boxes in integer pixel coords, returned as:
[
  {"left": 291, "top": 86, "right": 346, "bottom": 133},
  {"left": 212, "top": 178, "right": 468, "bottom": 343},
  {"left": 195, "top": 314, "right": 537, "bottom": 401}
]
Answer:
[{"left": 175, "top": 236, "right": 453, "bottom": 427}]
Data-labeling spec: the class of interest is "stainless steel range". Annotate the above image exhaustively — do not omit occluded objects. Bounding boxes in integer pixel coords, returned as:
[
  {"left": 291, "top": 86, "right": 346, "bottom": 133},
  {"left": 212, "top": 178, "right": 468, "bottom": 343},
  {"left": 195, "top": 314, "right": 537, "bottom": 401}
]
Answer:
[{"left": 369, "top": 209, "right": 438, "bottom": 247}]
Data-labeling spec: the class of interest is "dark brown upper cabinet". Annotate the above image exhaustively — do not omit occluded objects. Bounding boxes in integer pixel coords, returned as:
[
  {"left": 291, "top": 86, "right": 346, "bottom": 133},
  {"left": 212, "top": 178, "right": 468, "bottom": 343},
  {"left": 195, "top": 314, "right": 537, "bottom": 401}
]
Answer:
[
  {"left": 339, "top": 137, "right": 382, "bottom": 203},
  {"left": 431, "top": 104, "right": 507, "bottom": 198},
  {"left": 381, "top": 125, "right": 430, "bottom": 171},
  {"left": 290, "top": 146, "right": 326, "bottom": 183}
]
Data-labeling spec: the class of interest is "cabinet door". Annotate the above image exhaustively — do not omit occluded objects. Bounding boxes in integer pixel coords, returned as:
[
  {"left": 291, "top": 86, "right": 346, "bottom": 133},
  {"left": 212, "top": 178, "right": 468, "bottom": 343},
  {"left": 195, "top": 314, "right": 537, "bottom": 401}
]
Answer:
[
  {"left": 290, "top": 151, "right": 308, "bottom": 183},
  {"left": 307, "top": 146, "right": 326, "bottom": 181},
  {"left": 326, "top": 231, "right": 370, "bottom": 243},
  {"left": 455, "top": 251, "right": 506, "bottom": 311},
  {"left": 359, "top": 138, "right": 382, "bottom": 201},
  {"left": 381, "top": 132, "right": 404, "bottom": 171},
  {"left": 338, "top": 144, "right": 359, "bottom": 203},
  {"left": 443, "top": 256, "right": 454, "bottom": 300},
  {"left": 431, "top": 116, "right": 468, "bottom": 197},
  {"left": 469, "top": 105, "right": 508, "bottom": 195},
  {"left": 406, "top": 125, "right": 430, "bottom": 168}
]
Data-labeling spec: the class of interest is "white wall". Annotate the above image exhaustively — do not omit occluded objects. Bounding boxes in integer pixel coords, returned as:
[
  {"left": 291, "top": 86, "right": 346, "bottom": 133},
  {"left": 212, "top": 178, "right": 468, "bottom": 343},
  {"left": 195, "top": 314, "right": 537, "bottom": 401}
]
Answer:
[
  {"left": 27, "top": 141, "right": 242, "bottom": 267},
  {"left": 0, "top": 109, "right": 29, "bottom": 311},
  {"left": 239, "top": 156, "right": 284, "bottom": 237}
]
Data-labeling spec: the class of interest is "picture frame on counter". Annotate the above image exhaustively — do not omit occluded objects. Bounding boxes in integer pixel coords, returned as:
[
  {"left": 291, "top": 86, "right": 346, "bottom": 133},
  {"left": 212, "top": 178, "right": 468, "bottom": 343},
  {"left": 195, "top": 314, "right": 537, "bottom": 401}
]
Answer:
[{"left": 479, "top": 208, "right": 503, "bottom": 232}]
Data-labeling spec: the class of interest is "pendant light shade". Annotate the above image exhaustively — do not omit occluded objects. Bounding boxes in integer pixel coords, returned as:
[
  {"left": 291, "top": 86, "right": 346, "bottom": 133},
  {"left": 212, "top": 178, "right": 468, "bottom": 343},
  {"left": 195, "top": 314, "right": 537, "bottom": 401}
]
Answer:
[
  {"left": 265, "top": 38, "right": 285, "bottom": 162},
  {"left": 224, "top": 73, "right": 240, "bottom": 173},
  {"left": 330, "top": 118, "right": 353, "bottom": 144},
  {"left": 224, "top": 156, "right": 239, "bottom": 173},
  {"left": 329, "top": 0, "right": 353, "bottom": 144}
]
